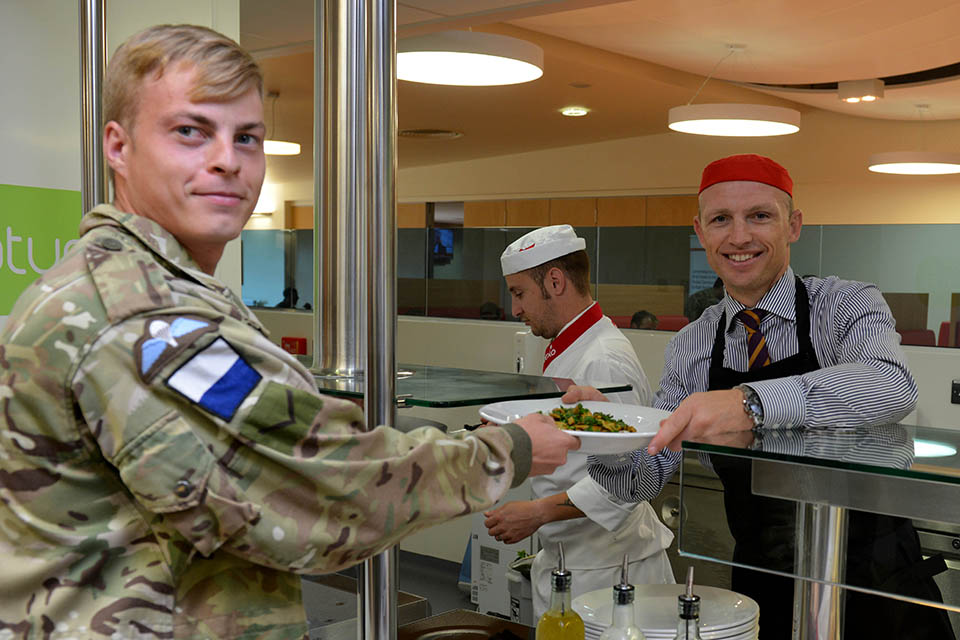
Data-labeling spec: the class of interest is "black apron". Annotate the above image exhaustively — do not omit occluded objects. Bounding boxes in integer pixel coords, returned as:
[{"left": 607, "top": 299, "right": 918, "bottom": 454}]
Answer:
[{"left": 708, "top": 276, "right": 954, "bottom": 639}]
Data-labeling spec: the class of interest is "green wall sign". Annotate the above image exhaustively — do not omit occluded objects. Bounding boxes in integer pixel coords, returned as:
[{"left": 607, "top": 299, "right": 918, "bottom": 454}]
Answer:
[{"left": 0, "top": 184, "right": 81, "bottom": 315}]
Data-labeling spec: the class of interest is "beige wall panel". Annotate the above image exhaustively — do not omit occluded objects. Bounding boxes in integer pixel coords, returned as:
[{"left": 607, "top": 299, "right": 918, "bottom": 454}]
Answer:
[
  {"left": 506, "top": 199, "right": 550, "bottom": 227},
  {"left": 883, "top": 293, "right": 929, "bottom": 331},
  {"left": 290, "top": 204, "right": 313, "bottom": 229},
  {"left": 398, "top": 202, "right": 427, "bottom": 228},
  {"left": 464, "top": 200, "right": 506, "bottom": 227},
  {"left": 597, "top": 196, "right": 647, "bottom": 226},
  {"left": 549, "top": 198, "right": 597, "bottom": 226},
  {"left": 646, "top": 195, "right": 698, "bottom": 227},
  {"left": 597, "top": 284, "right": 685, "bottom": 317}
]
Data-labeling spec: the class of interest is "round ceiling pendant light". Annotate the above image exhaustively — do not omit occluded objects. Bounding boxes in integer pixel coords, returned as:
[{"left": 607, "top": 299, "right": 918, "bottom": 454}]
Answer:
[
  {"left": 668, "top": 104, "right": 801, "bottom": 137},
  {"left": 867, "top": 152, "right": 960, "bottom": 175},
  {"left": 264, "top": 91, "right": 301, "bottom": 156},
  {"left": 264, "top": 140, "right": 301, "bottom": 155},
  {"left": 398, "top": 31, "right": 543, "bottom": 86}
]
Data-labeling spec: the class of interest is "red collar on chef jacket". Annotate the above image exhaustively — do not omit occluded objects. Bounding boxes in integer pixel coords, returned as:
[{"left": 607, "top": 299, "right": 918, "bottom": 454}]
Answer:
[{"left": 543, "top": 302, "right": 603, "bottom": 372}]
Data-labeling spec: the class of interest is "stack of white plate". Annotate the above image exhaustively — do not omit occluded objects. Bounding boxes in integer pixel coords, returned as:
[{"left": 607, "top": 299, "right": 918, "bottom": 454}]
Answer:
[{"left": 573, "top": 584, "right": 759, "bottom": 640}]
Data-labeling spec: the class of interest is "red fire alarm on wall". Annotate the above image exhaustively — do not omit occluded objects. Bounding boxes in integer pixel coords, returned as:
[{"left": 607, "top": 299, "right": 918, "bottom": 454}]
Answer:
[{"left": 281, "top": 336, "right": 307, "bottom": 355}]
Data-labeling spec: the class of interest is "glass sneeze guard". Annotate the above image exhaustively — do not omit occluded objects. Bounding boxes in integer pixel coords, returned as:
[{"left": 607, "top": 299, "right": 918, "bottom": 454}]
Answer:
[
  {"left": 311, "top": 362, "right": 631, "bottom": 408},
  {"left": 678, "top": 424, "right": 960, "bottom": 616}
]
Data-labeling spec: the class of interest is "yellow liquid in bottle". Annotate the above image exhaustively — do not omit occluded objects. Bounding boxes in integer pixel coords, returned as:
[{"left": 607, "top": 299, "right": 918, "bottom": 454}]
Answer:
[{"left": 536, "top": 608, "right": 585, "bottom": 640}]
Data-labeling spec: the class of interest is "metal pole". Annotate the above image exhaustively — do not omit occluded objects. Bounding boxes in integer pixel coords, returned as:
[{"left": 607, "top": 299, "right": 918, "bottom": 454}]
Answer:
[
  {"left": 79, "top": 0, "right": 107, "bottom": 213},
  {"left": 313, "top": 0, "right": 365, "bottom": 378},
  {"left": 794, "top": 503, "right": 848, "bottom": 640},
  {"left": 361, "top": 0, "right": 399, "bottom": 637},
  {"left": 311, "top": 1, "right": 325, "bottom": 371}
]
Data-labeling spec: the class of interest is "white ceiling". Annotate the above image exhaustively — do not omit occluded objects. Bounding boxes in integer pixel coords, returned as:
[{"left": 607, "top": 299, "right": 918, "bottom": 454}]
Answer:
[{"left": 239, "top": 0, "right": 960, "bottom": 172}]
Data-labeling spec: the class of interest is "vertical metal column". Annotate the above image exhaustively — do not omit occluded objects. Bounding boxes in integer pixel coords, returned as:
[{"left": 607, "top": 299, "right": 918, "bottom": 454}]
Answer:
[
  {"left": 313, "top": 0, "right": 365, "bottom": 378},
  {"left": 314, "top": 0, "right": 399, "bottom": 637},
  {"left": 361, "top": 0, "right": 399, "bottom": 637},
  {"left": 794, "top": 503, "right": 848, "bottom": 640},
  {"left": 79, "top": 0, "right": 107, "bottom": 213}
]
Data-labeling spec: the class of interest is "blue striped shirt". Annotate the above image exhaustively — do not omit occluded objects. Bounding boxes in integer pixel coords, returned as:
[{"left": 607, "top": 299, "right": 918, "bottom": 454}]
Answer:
[{"left": 588, "top": 267, "right": 918, "bottom": 502}]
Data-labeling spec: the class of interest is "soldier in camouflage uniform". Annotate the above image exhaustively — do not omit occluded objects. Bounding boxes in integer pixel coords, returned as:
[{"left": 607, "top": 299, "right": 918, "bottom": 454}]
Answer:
[{"left": 0, "top": 25, "right": 578, "bottom": 639}]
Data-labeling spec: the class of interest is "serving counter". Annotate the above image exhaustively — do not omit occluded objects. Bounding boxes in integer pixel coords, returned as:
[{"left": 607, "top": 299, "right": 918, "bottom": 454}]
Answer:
[{"left": 679, "top": 424, "right": 960, "bottom": 639}]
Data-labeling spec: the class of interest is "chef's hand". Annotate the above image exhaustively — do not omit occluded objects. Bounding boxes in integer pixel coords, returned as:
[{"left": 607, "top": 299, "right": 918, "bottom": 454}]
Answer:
[
  {"left": 560, "top": 385, "right": 608, "bottom": 404},
  {"left": 514, "top": 413, "right": 580, "bottom": 476},
  {"left": 648, "top": 389, "right": 753, "bottom": 455},
  {"left": 484, "top": 500, "right": 542, "bottom": 544}
]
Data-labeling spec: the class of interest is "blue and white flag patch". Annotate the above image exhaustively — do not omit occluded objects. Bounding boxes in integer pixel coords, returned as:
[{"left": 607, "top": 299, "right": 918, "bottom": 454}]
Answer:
[{"left": 166, "top": 337, "right": 261, "bottom": 421}]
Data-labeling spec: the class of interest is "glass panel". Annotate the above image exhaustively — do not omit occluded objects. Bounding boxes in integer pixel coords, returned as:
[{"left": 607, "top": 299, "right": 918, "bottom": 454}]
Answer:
[
  {"left": 821, "top": 224, "right": 960, "bottom": 343},
  {"left": 313, "top": 363, "right": 631, "bottom": 407},
  {"left": 596, "top": 226, "right": 693, "bottom": 329},
  {"left": 677, "top": 425, "right": 960, "bottom": 620},
  {"left": 241, "top": 229, "right": 287, "bottom": 308},
  {"left": 398, "top": 227, "right": 428, "bottom": 316},
  {"left": 241, "top": 219, "right": 960, "bottom": 345},
  {"left": 293, "top": 229, "right": 314, "bottom": 310}
]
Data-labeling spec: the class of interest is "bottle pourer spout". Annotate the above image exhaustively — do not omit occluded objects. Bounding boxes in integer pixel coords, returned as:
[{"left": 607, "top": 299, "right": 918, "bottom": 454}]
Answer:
[{"left": 613, "top": 553, "right": 635, "bottom": 605}]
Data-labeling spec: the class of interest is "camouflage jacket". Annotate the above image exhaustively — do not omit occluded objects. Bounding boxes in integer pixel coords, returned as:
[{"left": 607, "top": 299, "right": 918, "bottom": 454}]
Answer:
[{"left": 0, "top": 205, "right": 531, "bottom": 639}]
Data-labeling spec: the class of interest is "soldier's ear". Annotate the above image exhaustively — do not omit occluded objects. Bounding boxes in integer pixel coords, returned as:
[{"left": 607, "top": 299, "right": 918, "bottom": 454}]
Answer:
[{"left": 103, "top": 120, "right": 130, "bottom": 177}]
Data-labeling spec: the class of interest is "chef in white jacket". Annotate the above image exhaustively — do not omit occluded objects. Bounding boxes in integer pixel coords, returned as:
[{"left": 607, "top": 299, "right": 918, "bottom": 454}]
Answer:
[{"left": 485, "top": 224, "right": 675, "bottom": 617}]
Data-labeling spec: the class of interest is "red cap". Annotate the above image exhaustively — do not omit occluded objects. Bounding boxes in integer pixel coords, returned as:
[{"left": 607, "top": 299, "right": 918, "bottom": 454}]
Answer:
[{"left": 699, "top": 154, "right": 793, "bottom": 196}]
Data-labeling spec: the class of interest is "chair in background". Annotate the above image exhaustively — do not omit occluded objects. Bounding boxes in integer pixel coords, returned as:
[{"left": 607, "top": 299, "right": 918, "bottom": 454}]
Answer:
[
  {"left": 897, "top": 329, "right": 936, "bottom": 346},
  {"left": 938, "top": 321, "right": 951, "bottom": 347}
]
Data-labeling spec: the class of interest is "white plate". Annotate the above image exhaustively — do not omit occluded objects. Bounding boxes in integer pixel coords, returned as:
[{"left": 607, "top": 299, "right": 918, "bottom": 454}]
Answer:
[
  {"left": 478, "top": 399, "right": 669, "bottom": 455},
  {"left": 586, "top": 621, "right": 756, "bottom": 640},
  {"left": 574, "top": 584, "right": 759, "bottom": 633},
  {"left": 586, "top": 626, "right": 756, "bottom": 640}
]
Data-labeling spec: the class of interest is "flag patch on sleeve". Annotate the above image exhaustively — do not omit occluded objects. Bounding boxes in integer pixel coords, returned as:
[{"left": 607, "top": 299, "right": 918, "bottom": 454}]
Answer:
[{"left": 166, "top": 337, "right": 262, "bottom": 421}]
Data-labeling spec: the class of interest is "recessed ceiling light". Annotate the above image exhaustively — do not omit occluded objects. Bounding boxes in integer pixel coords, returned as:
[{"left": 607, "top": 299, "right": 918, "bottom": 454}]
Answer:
[
  {"left": 838, "top": 78, "right": 884, "bottom": 104},
  {"left": 560, "top": 106, "right": 589, "bottom": 117},
  {"left": 397, "top": 31, "right": 543, "bottom": 86}
]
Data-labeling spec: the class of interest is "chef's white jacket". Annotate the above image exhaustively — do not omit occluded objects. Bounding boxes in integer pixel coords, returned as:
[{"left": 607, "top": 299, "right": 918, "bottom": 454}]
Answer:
[{"left": 532, "top": 308, "right": 675, "bottom": 617}]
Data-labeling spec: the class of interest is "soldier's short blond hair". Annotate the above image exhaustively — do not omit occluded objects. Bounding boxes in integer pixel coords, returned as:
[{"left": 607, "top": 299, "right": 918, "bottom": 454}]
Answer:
[{"left": 104, "top": 24, "right": 263, "bottom": 129}]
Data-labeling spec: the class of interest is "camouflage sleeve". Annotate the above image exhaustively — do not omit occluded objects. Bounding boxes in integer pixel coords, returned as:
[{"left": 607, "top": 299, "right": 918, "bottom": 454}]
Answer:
[{"left": 74, "top": 313, "right": 524, "bottom": 574}]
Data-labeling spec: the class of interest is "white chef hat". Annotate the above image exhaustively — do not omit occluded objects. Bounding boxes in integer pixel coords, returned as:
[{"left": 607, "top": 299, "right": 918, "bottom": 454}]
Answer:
[{"left": 500, "top": 224, "right": 586, "bottom": 276}]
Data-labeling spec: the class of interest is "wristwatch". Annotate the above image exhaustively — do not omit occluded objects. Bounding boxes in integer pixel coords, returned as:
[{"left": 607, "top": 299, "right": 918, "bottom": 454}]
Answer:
[{"left": 735, "top": 384, "right": 764, "bottom": 428}]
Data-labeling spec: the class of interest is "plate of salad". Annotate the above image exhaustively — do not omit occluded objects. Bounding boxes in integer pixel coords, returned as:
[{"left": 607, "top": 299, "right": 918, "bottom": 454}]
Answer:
[{"left": 479, "top": 399, "right": 669, "bottom": 455}]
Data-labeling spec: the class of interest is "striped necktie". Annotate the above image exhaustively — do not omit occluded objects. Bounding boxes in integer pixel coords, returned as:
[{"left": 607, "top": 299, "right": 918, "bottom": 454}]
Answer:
[{"left": 737, "top": 308, "right": 771, "bottom": 370}]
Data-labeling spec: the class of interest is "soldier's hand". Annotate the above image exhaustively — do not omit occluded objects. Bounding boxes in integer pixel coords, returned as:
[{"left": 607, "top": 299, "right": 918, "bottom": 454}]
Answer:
[
  {"left": 561, "top": 385, "right": 607, "bottom": 404},
  {"left": 484, "top": 500, "right": 542, "bottom": 544},
  {"left": 514, "top": 412, "right": 579, "bottom": 476}
]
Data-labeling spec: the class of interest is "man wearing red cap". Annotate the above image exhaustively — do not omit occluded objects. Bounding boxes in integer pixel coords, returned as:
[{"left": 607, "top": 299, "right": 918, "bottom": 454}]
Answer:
[{"left": 578, "top": 154, "right": 953, "bottom": 638}]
